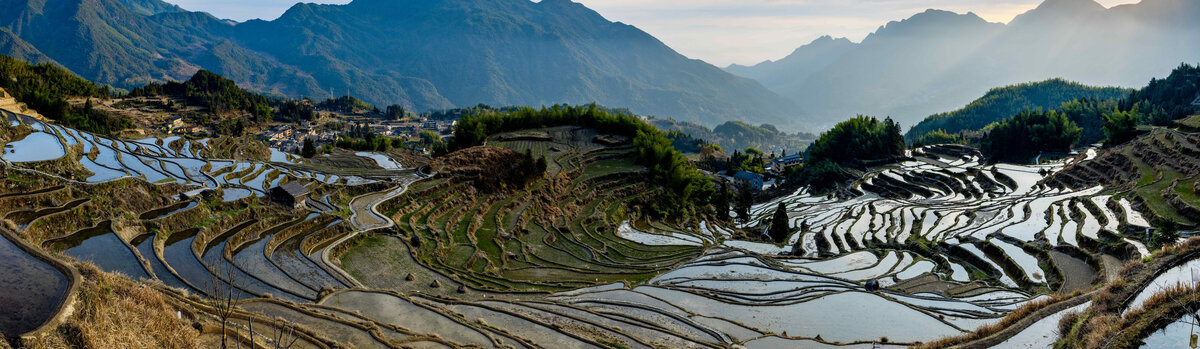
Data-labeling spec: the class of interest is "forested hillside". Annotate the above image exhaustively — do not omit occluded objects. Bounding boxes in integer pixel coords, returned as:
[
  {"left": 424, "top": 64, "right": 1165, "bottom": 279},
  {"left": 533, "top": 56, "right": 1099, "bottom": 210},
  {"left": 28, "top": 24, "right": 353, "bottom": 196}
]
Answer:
[
  {"left": 0, "top": 55, "right": 131, "bottom": 134},
  {"left": 906, "top": 79, "right": 1130, "bottom": 140}
]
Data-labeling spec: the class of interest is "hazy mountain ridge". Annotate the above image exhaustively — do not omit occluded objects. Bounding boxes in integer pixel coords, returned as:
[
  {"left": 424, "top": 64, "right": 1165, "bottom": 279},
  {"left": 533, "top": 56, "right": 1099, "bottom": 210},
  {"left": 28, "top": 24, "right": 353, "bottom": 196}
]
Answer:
[
  {"left": 724, "top": 35, "right": 856, "bottom": 90},
  {"left": 726, "top": 0, "right": 1200, "bottom": 129},
  {"left": 0, "top": 0, "right": 797, "bottom": 128}
]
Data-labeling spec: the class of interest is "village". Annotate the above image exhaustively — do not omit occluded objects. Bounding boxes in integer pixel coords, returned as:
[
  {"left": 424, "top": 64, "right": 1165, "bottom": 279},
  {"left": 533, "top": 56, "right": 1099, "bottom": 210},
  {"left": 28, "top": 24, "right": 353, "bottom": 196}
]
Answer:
[{"left": 257, "top": 116, "right": 456, "bottom": 154}]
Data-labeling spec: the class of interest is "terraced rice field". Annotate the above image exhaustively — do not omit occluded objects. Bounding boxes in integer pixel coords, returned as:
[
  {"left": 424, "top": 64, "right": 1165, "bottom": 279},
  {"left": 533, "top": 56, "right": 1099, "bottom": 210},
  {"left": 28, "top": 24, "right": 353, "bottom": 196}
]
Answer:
[{"left": 1, "top": 111, "right": 1192, "bottom": 347}]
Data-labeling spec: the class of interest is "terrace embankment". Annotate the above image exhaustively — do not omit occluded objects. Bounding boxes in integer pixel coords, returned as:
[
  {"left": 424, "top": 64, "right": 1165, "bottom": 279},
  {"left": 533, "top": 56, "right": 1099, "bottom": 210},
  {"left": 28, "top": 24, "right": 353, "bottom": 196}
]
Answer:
[
  {"left": 1044, "top": 128, "right": 1200, "bottom": 228},
  {"left": 341, "top": 126, "right": 714, "bottom": 294}
]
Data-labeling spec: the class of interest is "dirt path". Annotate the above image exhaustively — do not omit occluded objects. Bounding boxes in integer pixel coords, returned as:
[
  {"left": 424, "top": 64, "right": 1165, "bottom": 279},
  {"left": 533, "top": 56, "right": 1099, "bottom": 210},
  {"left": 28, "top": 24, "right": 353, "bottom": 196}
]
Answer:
[
  {"left": 348, "top": 189, "right": 394, "bottom": 229},
  {"left": 1049, "top": 251, "right": 1097, "bottom": 293},
  {"left": 1101, "top": 254, "right": 1125, "bottom": 282}
]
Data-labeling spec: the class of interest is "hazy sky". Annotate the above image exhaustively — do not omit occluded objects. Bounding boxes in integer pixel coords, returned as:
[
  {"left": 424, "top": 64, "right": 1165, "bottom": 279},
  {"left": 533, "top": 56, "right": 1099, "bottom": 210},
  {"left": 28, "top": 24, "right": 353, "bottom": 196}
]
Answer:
[{"left": 167, "top": 0, "right": 1140, "bottom": 66}]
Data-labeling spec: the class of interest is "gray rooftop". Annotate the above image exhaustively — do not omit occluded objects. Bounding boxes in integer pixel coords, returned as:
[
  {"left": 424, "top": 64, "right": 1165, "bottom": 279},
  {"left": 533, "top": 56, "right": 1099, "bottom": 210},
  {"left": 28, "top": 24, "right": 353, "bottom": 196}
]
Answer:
[{"left": 275, "top": 182, "right": 311, "bottom": 197}]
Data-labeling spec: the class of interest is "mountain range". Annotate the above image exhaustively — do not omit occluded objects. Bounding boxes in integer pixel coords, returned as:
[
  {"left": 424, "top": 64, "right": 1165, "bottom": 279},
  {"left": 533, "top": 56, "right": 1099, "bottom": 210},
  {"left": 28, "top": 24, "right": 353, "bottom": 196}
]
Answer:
[
  {"left": 0, "top": 0, "right": 796, "bottom": 127},
  {"left": 726, "top": 0, "right": 1200, "bottom": 129}
]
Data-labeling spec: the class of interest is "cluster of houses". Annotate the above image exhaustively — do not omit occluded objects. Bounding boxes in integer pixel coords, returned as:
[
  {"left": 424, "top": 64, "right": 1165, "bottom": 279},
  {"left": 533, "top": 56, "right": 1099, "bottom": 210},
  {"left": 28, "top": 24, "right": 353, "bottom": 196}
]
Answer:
[
  {"left": 728, "top": 154, "right": 805, "bottom": 193},
  {"left": 260, "top": 118, "right": 457, "bottom": 152},
  {"left": 349, "top": 119, "right": 457, "bottom": 139},
  {"left": 263, "top": 124, "right": 339, "bottom": 152},
  {"left": 163, "top": 116, "right": 207, "bottom": 135}
]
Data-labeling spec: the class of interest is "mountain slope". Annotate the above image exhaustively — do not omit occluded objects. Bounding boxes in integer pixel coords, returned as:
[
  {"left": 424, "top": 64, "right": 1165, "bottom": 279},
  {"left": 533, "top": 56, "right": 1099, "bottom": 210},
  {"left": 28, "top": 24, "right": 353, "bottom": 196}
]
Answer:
[
  {"left": 726, "top": 0, "right": 1200, "bottom": 129},
  {"left": 0, "top": 0, "right": 798, "bottom": 128}
]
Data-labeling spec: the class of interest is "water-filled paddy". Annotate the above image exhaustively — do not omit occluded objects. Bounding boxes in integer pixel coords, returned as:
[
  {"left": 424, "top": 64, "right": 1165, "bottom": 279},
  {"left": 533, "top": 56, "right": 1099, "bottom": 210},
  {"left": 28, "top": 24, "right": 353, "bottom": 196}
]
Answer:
[
  {"left": 3, "top": 131, "right": 65, "bottom": 162},
  {"left": 48, "top": 223, "right": 150, "bottom": 280},
  {"left": 355, "top": 151, "right": 404, "bottom": 170},
  {"left": 0, "top": 234, "right": 69, "bottom": 336},
  {"left": 129, "top": 234, "right": 195, "bottom": 292}
]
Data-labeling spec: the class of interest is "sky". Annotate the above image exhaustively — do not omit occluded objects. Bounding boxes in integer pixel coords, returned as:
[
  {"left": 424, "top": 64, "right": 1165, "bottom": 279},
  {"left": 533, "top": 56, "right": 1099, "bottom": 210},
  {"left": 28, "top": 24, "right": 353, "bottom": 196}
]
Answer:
[{"left": 167, "top": 0, "right": 1140, "bottom": 67}]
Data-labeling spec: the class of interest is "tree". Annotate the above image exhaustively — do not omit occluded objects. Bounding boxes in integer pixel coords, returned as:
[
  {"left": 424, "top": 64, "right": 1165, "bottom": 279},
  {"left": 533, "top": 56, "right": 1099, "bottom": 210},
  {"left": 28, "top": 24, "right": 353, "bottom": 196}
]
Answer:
[
  {"left": 715, "top": 181, "right": 731, "bottom": 221},
  {"left": 208, "top": 263, "right": 242, "bottom": 349},
  {"left": 1101, "top": 109, "right": 1139, "bottom": 146},
  {"left": 736, "top": 181, "right": 753, "bottom": 223},
  {"left": 768, "top": 202, "right": 790, "bottom": 243},
  {"left": 385, "top": 104, "right": 406, "bottom": 120},
  {"left": 419, "top": 130, "right": 441, "bottom": 146},
  {"left": 301, "top": 138, "right": 317, "bottom": 158},
  {"left": 786, "top": 159, "right": 847, "bottom": 192}
]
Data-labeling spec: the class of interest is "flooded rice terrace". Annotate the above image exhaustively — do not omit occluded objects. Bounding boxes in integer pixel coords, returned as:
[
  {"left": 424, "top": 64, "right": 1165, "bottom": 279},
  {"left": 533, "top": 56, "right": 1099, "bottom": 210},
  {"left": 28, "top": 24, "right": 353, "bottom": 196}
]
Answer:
[
  {"left": 0, "top": 110, "right": 1170, "bottom": 346},
  {"left": 608, "top": 145, "right": 1155, "bottom": 345},
  {"left": 0, "top": 112, "right": 399, "bottom": 194},
  {"left": 0, "top": 233, "right": 69, "bottom": 337}
]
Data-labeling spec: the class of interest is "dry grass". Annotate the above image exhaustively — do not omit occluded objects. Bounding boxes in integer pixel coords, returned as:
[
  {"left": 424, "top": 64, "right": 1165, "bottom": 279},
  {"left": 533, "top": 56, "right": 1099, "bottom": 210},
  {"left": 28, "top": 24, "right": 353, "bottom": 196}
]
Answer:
[
  {"left": 915, "top": 290, "right": 1083, "bottom": 348},
  {"left": 22, "top": 263, "right": 202, "bottom": 349},
  {"left": 1065, "top": 284, "right": 1200, "bottom": 348},
  {"left": 1055, "top": 238, "right": 1200, "bottom": 347}
]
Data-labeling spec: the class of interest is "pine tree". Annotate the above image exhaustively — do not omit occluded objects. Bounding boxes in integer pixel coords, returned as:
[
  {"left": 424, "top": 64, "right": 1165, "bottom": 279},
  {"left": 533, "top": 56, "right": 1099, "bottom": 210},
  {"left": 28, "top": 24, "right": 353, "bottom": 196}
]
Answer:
[
  {"left": 301, "top": 138, "right": 317, "bottom": 158},
  {"left": 715, "top": 181, "right": 731, "bottom": 221},
  {"left": 768, "top": 202, "right": 789, "bottom": 243}
]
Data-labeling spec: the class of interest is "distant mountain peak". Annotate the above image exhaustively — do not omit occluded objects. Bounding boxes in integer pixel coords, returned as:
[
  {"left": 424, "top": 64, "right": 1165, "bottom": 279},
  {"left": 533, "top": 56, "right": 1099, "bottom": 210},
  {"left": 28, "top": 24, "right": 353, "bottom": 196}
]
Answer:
[
  {"left": 863, "top": 9, "right": 994, "bottom": 43},
  {"left": 1010, "top": 0, "right": 1106, "bottom": 26},
  {"left": 786, "top": 35, "right": 853, "bottom": 56}
]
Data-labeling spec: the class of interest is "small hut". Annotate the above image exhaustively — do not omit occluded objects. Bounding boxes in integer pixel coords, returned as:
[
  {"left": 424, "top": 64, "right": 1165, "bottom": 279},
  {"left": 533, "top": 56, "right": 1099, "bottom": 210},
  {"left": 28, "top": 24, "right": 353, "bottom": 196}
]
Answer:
[{"left": 270, "top": 182, "right": 310, "bottom": 209}]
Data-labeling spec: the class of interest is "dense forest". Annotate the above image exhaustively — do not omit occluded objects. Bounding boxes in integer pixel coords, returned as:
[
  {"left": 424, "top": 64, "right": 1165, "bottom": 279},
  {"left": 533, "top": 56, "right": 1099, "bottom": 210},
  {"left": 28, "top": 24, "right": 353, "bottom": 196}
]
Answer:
[
  {"left": 1120, "top": 63, "right": 1200, "bottom": 126},
  {"left": 906, "top": 79, "right": 1131, "bottom": 140},
  {"left": 0, "top": 55, "right": 132, "bottom": 135},
  {"left": 128, "top": 70, "right": 325, "bottom": 134},
  {"left": 980, "top": 109, "right": 1081, "bottom": 163},
  {"left": 335, "top": 123, "right": 404, "bottom": 152},
  {"left": 453, "top": 104, "right": 714, "bottom": 218}
]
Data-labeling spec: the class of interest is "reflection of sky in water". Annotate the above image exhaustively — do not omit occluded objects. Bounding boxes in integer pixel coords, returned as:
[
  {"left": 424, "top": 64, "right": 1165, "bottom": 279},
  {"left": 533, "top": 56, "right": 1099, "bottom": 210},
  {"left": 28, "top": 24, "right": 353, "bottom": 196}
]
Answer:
[
  {"left": 3, "top": 132, "right": 65, "bottom": 162},
  {"left": 0, "top": 234, "right": 69, "bottom": 336},
  {"left": 355, "top": 151, "right": 404, "bottom": 170}
]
